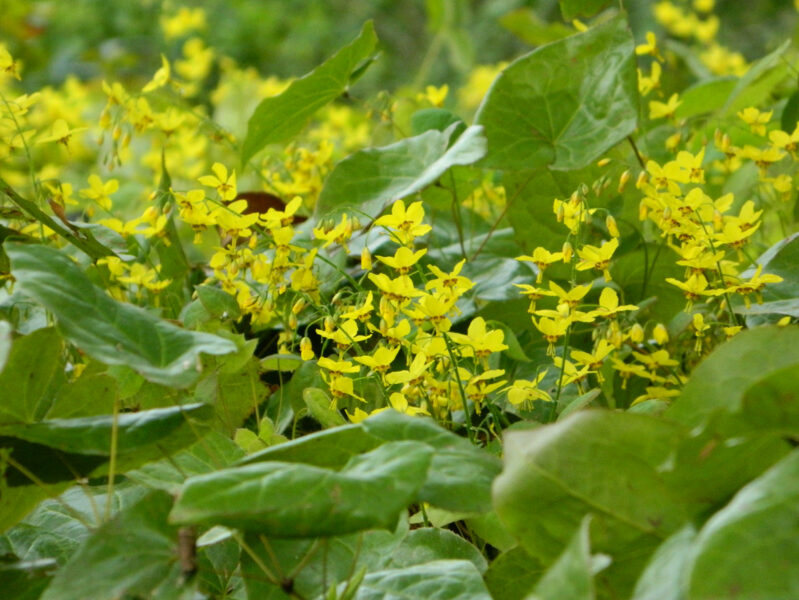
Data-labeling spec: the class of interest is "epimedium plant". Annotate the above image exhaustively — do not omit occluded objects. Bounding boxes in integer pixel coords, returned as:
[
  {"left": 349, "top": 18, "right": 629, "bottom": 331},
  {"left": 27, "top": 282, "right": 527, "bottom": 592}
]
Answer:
[{"left": 1, "top": 0, "right": 799, "bottom": 598}]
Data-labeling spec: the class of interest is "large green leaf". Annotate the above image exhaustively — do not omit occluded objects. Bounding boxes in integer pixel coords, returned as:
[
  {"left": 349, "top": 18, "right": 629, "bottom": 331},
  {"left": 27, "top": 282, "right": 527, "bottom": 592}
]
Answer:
[
  {"left": 46, "top": 374, "right": 116, "bottom": 419},
  {"left": 126, "top": 431, "right": 245, "bottom": 494},
  {"left": 485, "top": 547, "right": 545, "bottom": 600},
  {"left": 475, "top": 14, "right": 637, "bottom": 171},
  {"left": 528, "top": 516, "right": 604, "bottom": 600},
  {"left": 631, "top": 525, "right": 696, "bottom": 600},
  {"left": 241, "top": 411, "right": 502, "bottom": 514},
  {"left": 40, "top": 491, "right": 183, "bottom": 600},
  {"left": 719, "top": 39, "right": 791, "bottom": 117},
  {"left": 667, "top": 326, "right": 799, "bottom": 427},
  {"left": 349, "top": 560, "right": 491, "bottom": 600},
  {"left": 383, "top": 528, "right": 487, "bottom": 574},
  {"left": 0, "top": 403, "right": 211, "bottom": 457},
  {"left": 0, "top": 403, "right": 212, "bottom": 487},
  {"left": 6, "top": 243, "right": 236, "bottom": 387},
  {"left": 688, "top": 450, "right": 799, "bottom": 599},
  {"left": 559, "top": 0, "right": 612, "bottom": 20},
  {"left": 170, "top": 441, "right": 432, "bottom": 537},
  {"left": 316, "top": 124, "right": 487, "bottom": 219},
  {"left": 493, "top": 410, "right": 686, "bottom": 595},
  {"left": 0, "top": 328, "right": 63, "bottom": 424},
  {"left": 240, "top": 21, "right": 377, "bottom": 165},
  {"left": 362, "top": 410, "right": 502, "bottom": 514}
]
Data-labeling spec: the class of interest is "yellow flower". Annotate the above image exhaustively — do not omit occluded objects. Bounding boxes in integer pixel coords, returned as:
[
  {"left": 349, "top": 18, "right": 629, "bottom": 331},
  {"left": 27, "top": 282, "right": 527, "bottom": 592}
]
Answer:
[
  {"left": 80, "top": 175, "right": 118, "bottom": 211},
  {"left": 738, "top": 107, "right": 772, "bottom": 136},
  {"left": 386, "top": 352, "right": 430, "bottom": 386},
  {"left": 635, "top": 32, "right": 663, "bottom": 61},
  {"left": 315, "top": 319, "right": 371, "bottom": 349},
  {"left": 375, "top": 200, "right": 431, "bottom": 245},
  {"left": 589, "top": 287, "right": 638, "bottom": 319},
  {"left": 649, "top": 93, "right": 681, "bottom": 119},
  {"left": 318, "top": 357, "right": 360, "bottom": 375},
  {"left": 426, "top": 259, "right": 474, "bottom": 298},
  {"left": 576, "top": 238, "right": 619, "bottom": 281},
  {"left": 505, "top": 371, "right": 551, "bottom": 408},
  {"left": 354, "top": 345, "right": 401, "bottom": 373},
  {"left": 142, "top": 54, "right": 171, "bottom": 93},
  {"left": 533, "top": 316, "right": 570, "bottom": 355},
  {"left": 448, "top": 317, "right": 508, "bottom": 358},
  {"left": 418, "top": 84, "right": 448, "bottom": 107},
  {"left": 387, "top": 392, "right": 430, "bottom": 417},
  {"left": 199, "top": 162, "right": 237, "bottom": 201},
  {"left": 0, "top": 45, "right": 21, "bottom": 80},
  {"left": 37, "top": 119, "right": 86, "bottom": 149},
  {"left": 376, "top": 247, "right": 427, "bottom": 274},
  {"left": 516, "top": 247, "right": 564, "bottom": 283}
]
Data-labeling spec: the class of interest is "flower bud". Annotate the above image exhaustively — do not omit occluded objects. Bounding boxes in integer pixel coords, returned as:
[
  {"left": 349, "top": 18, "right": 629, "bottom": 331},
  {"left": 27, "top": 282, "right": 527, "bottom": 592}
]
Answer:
[
  {"left": 361, "top": 247, "right": 372, "bottom": 270},
  {"left": 606, "top": 215, "right": 620, "bottom": 238},
  {"left": 629, "top": 323, "right": 644, "bottom": 343},
  {"left": 653, "top": 323, "right": 669, "bottom": 345},
  {"left": 618, "top": 170, "right": 631, "bottom": 193}
]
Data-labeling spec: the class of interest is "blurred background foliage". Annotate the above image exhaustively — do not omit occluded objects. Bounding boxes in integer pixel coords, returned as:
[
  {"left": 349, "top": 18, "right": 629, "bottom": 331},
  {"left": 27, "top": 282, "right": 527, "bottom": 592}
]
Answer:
[{"left": 3, "top": 0, "right": 797, "bottom": 98}]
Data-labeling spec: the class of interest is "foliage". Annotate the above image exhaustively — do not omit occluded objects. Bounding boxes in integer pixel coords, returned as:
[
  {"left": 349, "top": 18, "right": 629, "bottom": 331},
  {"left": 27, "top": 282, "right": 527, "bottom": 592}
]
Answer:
[{"left": 2, "top": 0, "right": 799, "bottom": 598}]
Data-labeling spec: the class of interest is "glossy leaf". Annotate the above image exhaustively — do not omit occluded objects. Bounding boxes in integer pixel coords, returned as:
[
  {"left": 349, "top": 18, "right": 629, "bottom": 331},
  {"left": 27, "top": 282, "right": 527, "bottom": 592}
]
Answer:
[
  {"left": 350, "top": 560, "right": 491, "bottom": 600},
  {"left": 316, "top": 124, "right": 487, "bottom": 219},
  {"left": 494, "top": 411, "right": 686, "bottom": 594},
  {"left": 688, "top": 450, "right": 799, "bottom": 599},
  {"left": 631, "top": 525, "right": 696, "bottom": 600},
  {"left": 40, "top": 491, "right": 182, "bottom": 600},
  {"left": 667, "top": 326, "right": 799, "bottom": 427},
  {"left": 0, "top": 327, "right": 63, "bottom": 424},
  {"left": 475, "top": 15, "right": 637, "bottom": 171},
  {"left": 170, "top": 441, "right": 432, "bottom": 536},
  {"left": 241, "top": 21, "right": 378, "bottom": 165},
  {"left": 559, "top": 0, "right": 612, "bottom": 20},
  {"left": 6, "top": 243, "right": 236, "bottom": 387},
  {"left": 529, "top": 516, "right": 603, "bottom": 600}
]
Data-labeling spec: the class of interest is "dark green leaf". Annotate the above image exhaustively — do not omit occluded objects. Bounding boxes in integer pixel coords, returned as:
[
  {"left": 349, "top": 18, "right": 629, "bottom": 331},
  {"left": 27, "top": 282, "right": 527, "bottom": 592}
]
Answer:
[
  {"left": 688, "top": 450, "right": 799, "bottom": 599},
  {"left": 675, "top": 77, "right": 737, "bottom": 119},
  {"left": 196, "top": 284, "right": 240, "bottom": 320},
  {"left": 410, "top": 108, "right": 465, "bottom": 136},
  {"left": 40, "top": 491, "right": 182, "bottom": 600},
  {"left": 475, "top": 15, "right": 637, "bottom": 171},
  {"left": 631, "top": 525, "right": 696, "bottom": 600},
  {"left": 530, "top": 515, "right": 603, "bottom": 600},
  {"left": 719, "top": 40, "right": 791, "bottom": 116},
  {"left": 241, "top": 21, "right": 378, "bottom": 165},
  {"left": 46, "top": 374, "right": 116, "bottom": 419},
  {"left": 0, "top": 328, "right": 63, "bottom": 424},
  {"left": 494, "top": 411, "right": 686, "bottom": 595},
  {"left": 170, "top": 441, "right": 432, "bottom": 536},
  {"left": 6, "top": 243, "right": 236, "bottom": 387},
  {"left": 782, "top": 90, "right": 799, "bottom": 132},
  {"left": 499, "top": 9, "right": 573, "bottom": 46},
  {"left": 317, "top": 124, "right": 486, "bottom": 219},
  {"left": 667, "top": 326, "right": 799, "bottom": 427},
  {"left": 485, "top": 546, "right": 545, "bottom": 600},
  {"left": 559, "top": 0, "right": 612, "bottom": 20},
  {"left": 350, "top": 560, "right": 491, "bottom": 600},
  {"left": 385, "top": 528, "right": 487, "bottom": 573}
]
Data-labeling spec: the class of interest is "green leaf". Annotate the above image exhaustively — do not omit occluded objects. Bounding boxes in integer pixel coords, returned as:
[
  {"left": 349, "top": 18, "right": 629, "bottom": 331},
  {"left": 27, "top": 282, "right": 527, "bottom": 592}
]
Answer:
[
  {"left": 6, "top": 243, "right": 236, "bottom": 387},
  {"left": 485, "top": 547, "right": 545, "bottom": 600},
  {"left": 558, "top": 388, "right": 601, "bottom": 421},
  {"left": 0, "top": 320, "right": 10, "bottom": 371},
  {"left": 385, "top": 528, "right": 488, "bottom": 574},
  {"left": 317, "top": 124, "right": 486, "bottom": 219},
  {"left": 362, "top": 410, "right": 502, "bottom": 513},
  {"left": 194, "top": 357, "right": 264, "bottom": 433},
  {"left": 493, "top": 411, "right": 686, "bottom": 595},
  {"left": 170, "top": 441, "right": 433, "bottom": 537},
  {"left": 499, "top": 9, "right": 573, "bottom": 46},
  {"left": 719, "top": 39, "right": 791, "bottom": 117},
  {"left": 410, "top": 108, "right": 466, "bottom": 136},
  {"left": 304, "top": 386, "right": 347, "bottom": 428},
  {"left": 195, "top": 284, "right": 240, "bottom": 320},
  {"left": 127, "top": 432, "right": 245, "bottom": 494},
  {"left": 667, "top": 326, "right": 799, "bottom": 427},
  {"left": 349, "top": 560, "right": 491, "bottom": 600},
  {"left": 239, "top": 423, "right": 382, "bottom": 468},
  {"left": 631, "top": 525, "right": 696, "bottom": 600},
  {"left": 40, "top": 491, "right": 182, "bottom": 600},
  {"left": 559, "top": 0, "right": 612, "bottom": 20},
  {"left": 475, "top": 14, "right": 637, "bottom": 171},
  {"left": 0, "top": 403, "right": 213, "bottom": 480},
  {"left": 241, "top": 21, "right": 378, "bottom": 165},
  {"left": 529, "top": 515, "right": 604, "bottom": 600},
  {"left": 675, "top": 77, "right": 737, "bottom": 119},
  {"left": 688, "top": 450, "right": 799, "bottom": 599},
  {"left": 0, "top": 328, "right": 63, "bottom": 424},
  {"left": 46, "top": 374, "right": 116, "bottom": 419},
  {"left": 782, "top": 90, "right": 799, "bottom": 132}
]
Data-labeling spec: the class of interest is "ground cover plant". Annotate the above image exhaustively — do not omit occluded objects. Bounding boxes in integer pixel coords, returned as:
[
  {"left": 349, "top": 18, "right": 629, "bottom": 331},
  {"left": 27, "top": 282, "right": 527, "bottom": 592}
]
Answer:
[{"left": 2, "top": 0, "right": 799, "bottom": 598}]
